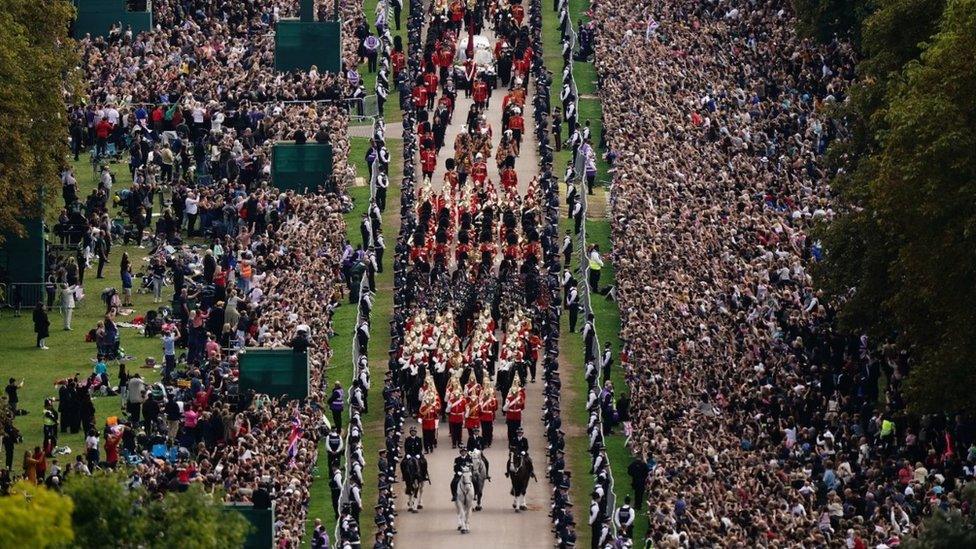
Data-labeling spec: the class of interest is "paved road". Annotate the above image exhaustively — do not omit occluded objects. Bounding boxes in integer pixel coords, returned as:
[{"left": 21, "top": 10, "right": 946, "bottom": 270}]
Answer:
[{"left": 394, "top": 17, "right": 554, "bottom": 549}]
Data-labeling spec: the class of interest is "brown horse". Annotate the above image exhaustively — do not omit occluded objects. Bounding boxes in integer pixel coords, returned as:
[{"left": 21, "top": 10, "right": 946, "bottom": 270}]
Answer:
[{"left": 508, "top": 450, "right": 536, "bottom": 511}]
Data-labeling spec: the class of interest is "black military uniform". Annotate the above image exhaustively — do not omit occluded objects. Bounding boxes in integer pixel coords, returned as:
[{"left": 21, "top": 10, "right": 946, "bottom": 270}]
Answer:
[
  {"left": 404, "top": 430, "right": 423, "bottom": 457},
  {"left": 449, "top": 449, "right": 473, "bottom": 501}
]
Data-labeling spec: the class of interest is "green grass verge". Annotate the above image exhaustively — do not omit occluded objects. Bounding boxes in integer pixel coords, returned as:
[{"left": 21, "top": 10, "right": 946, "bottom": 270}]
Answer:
[
  {"left": 0, "top": 158, "right": 161, "bottom": 474},
  {"left": 303, "top": 136, "right": 403, "bottom": 545},
  {"left": 357, "top": 0, "right": 410, "bottom": 123},
  {"left": 543, "top": 0, "right": 646, "bottom": 540}
]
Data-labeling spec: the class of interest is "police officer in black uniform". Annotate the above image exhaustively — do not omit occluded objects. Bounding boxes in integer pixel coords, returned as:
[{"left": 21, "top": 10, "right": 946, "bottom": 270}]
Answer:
[
  {"left": 449, "top": 446, "right": 472, "bottom": 501},
  {"left": 404, "top": 426, "right": 423, "bottom": 457},
  {"left": 325, "top": 425, "right": 344, "bottom": 470},
  {"left": 506, "top": 427, "right": 530, "bottom": 475},
  {"left": 614, "top": 495, "right": 635, "bottom": 539},
  {"left": 465, "top": 426, "right": 491, "bottom": 479},
  {"left": 510, "top": 426, "right": 529, "bottom": 455}
]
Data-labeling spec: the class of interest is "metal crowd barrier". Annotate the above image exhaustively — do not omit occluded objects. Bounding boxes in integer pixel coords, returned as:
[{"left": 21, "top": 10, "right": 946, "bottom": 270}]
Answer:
[
  {"left": 558, "top": 0, "right": 620, "bottom": 539},
  {"left": 0, "top": 282, "right": 49, "bottom": 310},
  {"left": 332, "top": 45, "right": 388, "bottom": 545}
]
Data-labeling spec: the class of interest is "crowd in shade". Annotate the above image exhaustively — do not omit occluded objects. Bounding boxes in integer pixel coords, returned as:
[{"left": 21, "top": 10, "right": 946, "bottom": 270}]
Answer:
[{"left": 589, "top": 0, "right": 976, "bottom": 546}]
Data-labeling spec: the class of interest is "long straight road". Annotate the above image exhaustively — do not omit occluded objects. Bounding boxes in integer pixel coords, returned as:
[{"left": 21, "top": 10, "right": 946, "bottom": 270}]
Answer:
[{"left": 393, "top": 9, "right": 554, "bottom": 548}]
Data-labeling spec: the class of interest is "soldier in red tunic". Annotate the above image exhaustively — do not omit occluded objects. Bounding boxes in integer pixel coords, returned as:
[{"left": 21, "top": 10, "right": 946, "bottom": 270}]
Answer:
[
  {"left": 507, "top": 107, "right": 525, "bottom": 153},
  {"left": 421, "top": 147, "right": 437, "bottom": 180},
  {"left": 412, "top": 79, "right": 429, "bottom": 111},
  {"left": 503, "top": 383, "right": 525, "bottom": 446},
  {"left": 480, "top": 383, "right": 498, "bottom": 447},
  {"left": 420, "top": 392, "right": 440, "bottom": 453},
  {"left": 472, "top": 78, "right": 488, "bottom": 109},
  {"left": 423, "top": 70, "right": 439, "bottom": 110},
  {"left": 446, "top": 386, "right": 466, "bottom": 448},
  {"left": 471, "top": 153, "right": 488, "bottom": 188}
]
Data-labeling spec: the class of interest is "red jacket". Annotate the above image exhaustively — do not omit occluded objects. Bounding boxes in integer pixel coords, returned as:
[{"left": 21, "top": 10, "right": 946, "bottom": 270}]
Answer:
[
  {"left": 505, "top": 391, "right": 524, "bottom": 421},
  {"left": 392, "top": 51, "right": 406, "bottom": 75},
  {"left": 437, "top": 48, "right": 454, "bottom": 68},
  {"left": 480, "top": 396, "right": 498, "bottom": 422},
  {"left": 421, "top": 149, "right": 438, "bottom": 173},
  {"left": 507, "top": 115, "right": 524, "bottom": 132},
  {"left": 420, "top": 401, "right": 439, "bottom": 430},
  {"left": 465, "top": 400, "right": 481, "bottom": 429},
  {"left": 95, "top": 120, "right": 113, "bottom": 139},
  {"left": 473, "top": 81, "right": 488, "bottom": 103},
  {"left": 511, "top": 4, "right": 525, "bottom": 25},
  {"left": 448, "top": 396, "right": 466, "bottom": 424},
  {"left": 471, "top": 161, "right": 488, "bottom": 184},
  {"left": 412, "top": 86, "right": 428, "bottom": 109},
  {"left": 501, "top": 168, "right": 517, "bottom": 191},
  {"left": 424, "top": 72, "right": 439, "bottom": 94}
]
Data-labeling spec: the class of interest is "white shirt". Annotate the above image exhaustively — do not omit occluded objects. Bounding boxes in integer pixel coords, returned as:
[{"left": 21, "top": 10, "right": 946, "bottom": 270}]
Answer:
[
  {"left": 588, "top": 250, "right": 604, "bottom": 268},
  {"left": 101, "top": 170, "right": 113, "bottom": 191},
  {"left": 185, "top": 196, "right": 199, "bottom": 215}
]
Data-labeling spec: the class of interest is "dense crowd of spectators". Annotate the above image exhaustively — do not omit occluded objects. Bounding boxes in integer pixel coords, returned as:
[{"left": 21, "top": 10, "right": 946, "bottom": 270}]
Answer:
[
  {"left": 67, "top": 0, "right": 378, "bottom": 199},
  {"left": 590, "top": 0, "right": 975, "bottom": 546},
  {"left": 0, "top": 0, "right": 399, "bottom": 546}
]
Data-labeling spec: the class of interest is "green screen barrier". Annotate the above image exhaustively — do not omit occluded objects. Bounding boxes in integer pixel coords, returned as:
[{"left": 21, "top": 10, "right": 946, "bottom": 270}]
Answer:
[
  {"left": 224, "top": 504, "right": 274, "bottom": 549},
  {"left": 274, "top": 20, "right": 342, "bottom": 74},
  {"left": 299, "top": 0, "right": 315, "bottom": 22},
  {"left": 0, "top": 219, "right": 45, "bottom": 285},
  {"left": 271, "top": 142, "right": 334, "bottom": 194},
  {"left": 239, "top": 348, "right": 310, "bottom": 399},
  {"left": 72, "top": 0, "right": 152, "bottom": 39}
]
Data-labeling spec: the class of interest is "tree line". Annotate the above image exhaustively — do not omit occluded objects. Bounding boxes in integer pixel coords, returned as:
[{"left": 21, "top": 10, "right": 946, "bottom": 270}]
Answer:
[
  {"left": 795, "top": 0, "right": 976, "bottom": 415},
  {"left": 794, "top": 0, "right": 976, "bottom": 542}
]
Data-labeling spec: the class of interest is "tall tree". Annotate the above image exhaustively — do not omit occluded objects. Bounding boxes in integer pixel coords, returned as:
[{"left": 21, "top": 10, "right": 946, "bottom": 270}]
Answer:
[
  {"left": 791, "top": 0, "right": 873, "bottom": 43},
  {"left": 0, "top": 481, "right": 75, "bottom": 547},
  {"left": 0, "top": 0, "right": 78, "bottom": 242},
  {"left": 817, "top": 0, "right": 947, "bottom": 333},
  {"left": 819, "top": 0, "right": 976, "bottom": 413}
]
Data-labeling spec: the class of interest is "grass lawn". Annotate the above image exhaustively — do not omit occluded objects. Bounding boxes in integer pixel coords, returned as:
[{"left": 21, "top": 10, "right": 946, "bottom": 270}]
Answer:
[
  {"left": 357, "top": 0, "right": 410, "bottom": 123},
  {"left": 303, "top": 135, "right": 403, "bottom": 545},
  {"left": 0, "top": 158, "right": 162, "bottom": 473},
  {"left": 543, "top": 0, "right": 648, "bottom": 542}
]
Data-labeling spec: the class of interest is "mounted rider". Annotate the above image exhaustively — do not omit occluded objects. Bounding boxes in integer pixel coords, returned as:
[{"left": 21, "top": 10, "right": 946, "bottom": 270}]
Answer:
[
  {"left": 403, "top": 426, "right": 429, "bottom": 482},
  {"left": 465, "top": 426, "right": 491, "bottom": 480},
  {"left": 450, "top": 446, "right": 473, "bottom": 501},
  {"left": 505, "top": 425, "right": 530, "bottom": 474}
]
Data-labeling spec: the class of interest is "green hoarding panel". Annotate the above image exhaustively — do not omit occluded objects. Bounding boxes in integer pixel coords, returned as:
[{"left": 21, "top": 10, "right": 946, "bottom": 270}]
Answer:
[
  {"left": 299, "top": 0, "right": 315, "bottom": 22},
  {"left": 224, "top": 505, "right": 274, "bottom": 549},
  {"left": 73, "top": 0, "right": 152, "bottom": 39},
  {"left": 274, "top": 21, "right": 342, "bottom": 74},
  {"left": 271, "top": 143, "right": 334, "bottom": 194},
  {"left": 239, "top": 349, "right": 310, "bottom": 399},
  {"left": 0, "top": 219, "right": 45, "bottom": 285}
]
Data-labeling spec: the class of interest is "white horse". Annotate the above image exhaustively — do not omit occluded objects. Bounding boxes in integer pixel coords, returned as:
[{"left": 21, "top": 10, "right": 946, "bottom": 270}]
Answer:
[
  {"left": 455, "top": 467, "right": 476, "bottom": 533},
  {"left": 469, "top": 448, "right": 488, "bottom": 511}
]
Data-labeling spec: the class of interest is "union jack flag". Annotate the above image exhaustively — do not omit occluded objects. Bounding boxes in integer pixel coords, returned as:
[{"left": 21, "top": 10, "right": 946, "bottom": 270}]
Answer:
[{"left": 287, "top": 413, "right": 303, "bottom": 467}]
